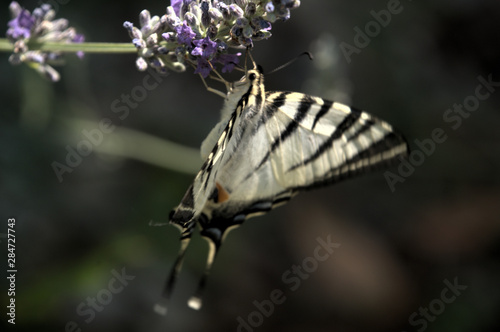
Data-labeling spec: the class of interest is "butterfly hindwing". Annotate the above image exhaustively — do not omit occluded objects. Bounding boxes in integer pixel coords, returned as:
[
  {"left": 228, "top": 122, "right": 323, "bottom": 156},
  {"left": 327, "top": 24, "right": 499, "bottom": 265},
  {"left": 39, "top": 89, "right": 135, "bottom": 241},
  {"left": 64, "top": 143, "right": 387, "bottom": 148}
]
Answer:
[{"left": 160, "top": 112, "right": 237, "bottom": 309}]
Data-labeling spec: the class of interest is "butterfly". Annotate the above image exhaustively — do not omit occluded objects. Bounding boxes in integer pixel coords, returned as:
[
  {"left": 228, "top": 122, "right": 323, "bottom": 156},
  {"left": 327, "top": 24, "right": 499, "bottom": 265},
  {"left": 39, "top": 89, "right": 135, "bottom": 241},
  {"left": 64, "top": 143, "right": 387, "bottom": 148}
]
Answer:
[{"left": 154, "top": 53, "right": 408, "bottom": 314}]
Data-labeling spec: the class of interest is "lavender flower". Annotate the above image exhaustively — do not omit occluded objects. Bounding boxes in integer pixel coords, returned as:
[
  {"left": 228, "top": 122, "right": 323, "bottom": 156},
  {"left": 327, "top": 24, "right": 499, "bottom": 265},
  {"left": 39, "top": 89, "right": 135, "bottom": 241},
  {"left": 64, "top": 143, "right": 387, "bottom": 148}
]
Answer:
[
  {"left": 194, "top": 58, "right": 212, "bottom": 77},
  {"left": 7, "top": 8, "right": 34, "bottom": 39},
  {"left": 124, "top": 0, "right": 300, "bottom": 77},
  {"left": 216, "top": 52, "right": 241, "bottom": 73},
  {"left": 5, "top": 1, "right": 85, "bottom": 82},
  {"left": 191, "top": 36, "right": 217, "bottom": 59},
  {"left": 171, "top": 0, "right": 183, "bottom": 17},
  {"left": 174, "top": 22, "right": 196, "bottom": 45}
]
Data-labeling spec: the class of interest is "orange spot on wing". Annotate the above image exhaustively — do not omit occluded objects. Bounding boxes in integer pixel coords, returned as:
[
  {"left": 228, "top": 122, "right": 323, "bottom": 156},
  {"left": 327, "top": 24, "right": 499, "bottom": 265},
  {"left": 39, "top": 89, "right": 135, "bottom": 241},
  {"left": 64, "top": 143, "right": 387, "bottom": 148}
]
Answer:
[{"left": 216, "top": 182, "right": 230, "bottom": 203}]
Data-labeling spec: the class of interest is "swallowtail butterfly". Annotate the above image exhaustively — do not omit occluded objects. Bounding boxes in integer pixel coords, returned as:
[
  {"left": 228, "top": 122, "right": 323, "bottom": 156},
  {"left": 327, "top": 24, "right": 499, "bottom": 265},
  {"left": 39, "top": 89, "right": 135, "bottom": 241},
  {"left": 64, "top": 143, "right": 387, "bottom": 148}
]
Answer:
[{"left": 155, "top": 54, "right": 408, "bottom": 314}]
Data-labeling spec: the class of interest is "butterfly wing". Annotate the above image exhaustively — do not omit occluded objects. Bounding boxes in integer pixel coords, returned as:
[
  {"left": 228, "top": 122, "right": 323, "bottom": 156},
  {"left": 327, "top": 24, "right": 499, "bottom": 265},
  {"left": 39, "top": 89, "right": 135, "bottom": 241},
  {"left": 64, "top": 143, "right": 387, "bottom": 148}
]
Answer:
[
  {"left": 169, "top": 76, "right": 252, "bottom": 233},
  {"left": 261, "top": 91, "right": 408, "bottom": 189},
  {"left": 169, "top": 111, "right": 238, "bottom": 232},
  {"left": 159, "top": 111, "right": 237, "bottom": 309}
]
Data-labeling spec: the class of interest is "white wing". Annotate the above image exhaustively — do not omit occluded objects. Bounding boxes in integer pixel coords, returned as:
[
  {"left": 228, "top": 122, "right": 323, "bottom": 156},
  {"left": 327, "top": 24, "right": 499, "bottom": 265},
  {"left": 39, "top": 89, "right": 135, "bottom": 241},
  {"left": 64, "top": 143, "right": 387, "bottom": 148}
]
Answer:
[
  {"left": 262, "top": 91, "right": 408, "bottom": 189},
  {"left": 169, "top": 76, "right": 252, "bottom": 231}
]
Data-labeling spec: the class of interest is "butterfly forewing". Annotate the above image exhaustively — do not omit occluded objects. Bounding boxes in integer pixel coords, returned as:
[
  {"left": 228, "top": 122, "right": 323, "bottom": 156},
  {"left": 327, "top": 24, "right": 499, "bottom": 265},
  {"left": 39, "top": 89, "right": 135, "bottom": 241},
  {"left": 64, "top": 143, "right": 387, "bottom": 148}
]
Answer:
[{"left": 262, "top": 91, "right": 408, "bottom": 189}]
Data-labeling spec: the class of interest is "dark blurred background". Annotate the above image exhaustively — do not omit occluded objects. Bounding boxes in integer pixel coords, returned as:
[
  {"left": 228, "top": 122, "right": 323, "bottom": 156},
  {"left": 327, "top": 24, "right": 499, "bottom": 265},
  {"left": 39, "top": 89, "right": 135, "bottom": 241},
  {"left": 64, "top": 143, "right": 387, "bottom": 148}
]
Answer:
[{"left": 1, "top": 0, "right": 500, "bottom": 331}]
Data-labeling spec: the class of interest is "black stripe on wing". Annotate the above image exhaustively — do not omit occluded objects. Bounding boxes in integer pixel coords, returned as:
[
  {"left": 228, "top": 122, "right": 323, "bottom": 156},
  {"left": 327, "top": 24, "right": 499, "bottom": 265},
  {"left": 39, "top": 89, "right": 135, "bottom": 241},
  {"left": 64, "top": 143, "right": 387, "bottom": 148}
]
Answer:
[
  {"left": 170, "top": 110, "right": 240, "bottom": 228},
  {"left": 170, "top": 184, "right": 196, "bottom": 228},
  {"left": 346, "top": 131, "right": 407, "bottom": 167},
  {"left": 311, "top": 99, "right": 333, "bottom": 131},
  {"left": 256, "top": 94, "right": 315, "bottom": 170},
  {"left": 270, "top": 95, "right": 314, "bottom": 150},
  {"left": 290, "top": 132, "right": 408, "bottom": 190},
  {"left": 288, "top": 107, "right": 363, "bottom": 171},
  {"left": 200, "top": 113, "right": 237, "bottom": 190},
  {"left": 250, "top": 91, "right": 290, "bottom": 137}
]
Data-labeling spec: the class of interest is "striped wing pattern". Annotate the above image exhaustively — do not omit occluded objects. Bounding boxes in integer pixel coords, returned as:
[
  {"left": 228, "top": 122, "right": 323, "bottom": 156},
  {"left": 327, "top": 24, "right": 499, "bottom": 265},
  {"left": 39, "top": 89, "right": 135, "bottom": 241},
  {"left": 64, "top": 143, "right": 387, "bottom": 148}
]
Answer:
[
  {"left": 262, "top": 92, "right": 408, "bottom": 189},
  {"left": 157, "top": 64, "right": 408, "bottom": 313}
]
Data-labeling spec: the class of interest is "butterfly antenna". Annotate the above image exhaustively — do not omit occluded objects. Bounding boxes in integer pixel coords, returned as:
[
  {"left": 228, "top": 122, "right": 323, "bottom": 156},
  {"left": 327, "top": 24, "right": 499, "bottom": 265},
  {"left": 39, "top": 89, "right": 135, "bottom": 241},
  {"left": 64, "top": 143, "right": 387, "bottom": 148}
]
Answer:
[
  {"left": 267, "top": 51, "right": 314, "bottom": 75},
  {"left": 154, "top": 230, "right": 192, "bottom": 316},
  {"left": 149, "top": 220, "right": 169, "bottom": 226}
]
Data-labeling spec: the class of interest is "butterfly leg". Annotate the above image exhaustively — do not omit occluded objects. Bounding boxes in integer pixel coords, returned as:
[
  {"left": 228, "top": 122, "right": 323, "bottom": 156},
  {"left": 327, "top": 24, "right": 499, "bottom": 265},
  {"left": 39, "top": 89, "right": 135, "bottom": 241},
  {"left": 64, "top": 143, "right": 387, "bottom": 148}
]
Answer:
[{"left": 198, "top": 73, "right": 227, "bottom": 99}]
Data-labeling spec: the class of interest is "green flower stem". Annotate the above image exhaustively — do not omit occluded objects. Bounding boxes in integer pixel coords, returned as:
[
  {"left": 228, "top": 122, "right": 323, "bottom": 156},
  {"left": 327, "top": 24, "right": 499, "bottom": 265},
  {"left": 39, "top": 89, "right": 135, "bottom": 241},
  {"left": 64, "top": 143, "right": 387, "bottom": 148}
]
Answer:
[
  {"left": 0, "top": 39, "right": 12, "bottom": 51},
  {"left": 0, "top": 38, "right": 136, "bottom": 53},
  {"left": 70, "top": 119, "right": 201, "bottom": 175}
]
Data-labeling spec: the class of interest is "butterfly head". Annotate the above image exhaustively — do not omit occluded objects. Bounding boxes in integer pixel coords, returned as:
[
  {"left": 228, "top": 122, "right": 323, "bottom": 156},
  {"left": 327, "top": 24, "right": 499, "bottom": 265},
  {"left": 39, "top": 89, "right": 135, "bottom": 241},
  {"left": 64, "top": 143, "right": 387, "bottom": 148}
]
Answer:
[
  {"left": 230, "top": 53, "right": 265, "bottom": 106},
  {"left": 234, "top": 65, "right": 263, "bottom": 87}
]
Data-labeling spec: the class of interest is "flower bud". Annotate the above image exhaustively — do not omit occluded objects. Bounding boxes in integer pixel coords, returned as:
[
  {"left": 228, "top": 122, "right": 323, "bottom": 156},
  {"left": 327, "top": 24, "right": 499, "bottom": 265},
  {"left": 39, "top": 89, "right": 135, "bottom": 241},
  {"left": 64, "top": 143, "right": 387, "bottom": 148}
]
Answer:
[
  {"left": 235, "top": 17, "right": 249, "bottom": 27},
  {"left": 282, "top": 0, "right": 300, "bottom": 9},
  {"left": 235, "top": 0, "right": 248, "bottom": 7},
  {"left": 136, "top": 57, "right": 148, "bottom": 71},
  {"left": 146, "top": 34, "right": 158, "bottom": 48},
  {"left": 242, "top": 25, "right": 253, "bottom": 38},
  {"left": 201, "top": 12, "right": 211, "bottom": 28},
  {"left": 162, "top": 32, "right": 176, "bottom": 42},
  {"left": 217, "top": 3, "right": 231, "bottom": 20},
  {"left": 132, "top": 38, "right": 145, "bottom": 49},
  {"left": 41, "top": 65, "right": 60, "bottom": 82},
  {"left": 207, "top": 25, "right": 218, "bottom": 39},
  {"left": 169, "top": 62, "right": 186, "bottom": 73},
  {"left": 245, "top": 3, "right": 256, "bottom": 16},
  {"left": 252, "top": 17, "right": 271, "bottom": 31},
  {"left": 184, "top": 12, "right": 198, "bottom": 28},
  {"left": 265, "top": 2, "right": 275, "bottom": 13},
  {"left": 228, "top": 4, "right": 244, "bottom": 18},
  {"left": 25, "top": 51, "right": 44, "bottom": 63},
  {"left": 139, "top": 10, "right": 151, "bottom": 28},
  {"left": 208, "top": 8, "right": 223, "bottom": 23},
  {"left": 9, "top": 1, "right": 22, "bottom": 17},
  {"left": 166, "top": 6, "right": 177, "bottom": 18}
]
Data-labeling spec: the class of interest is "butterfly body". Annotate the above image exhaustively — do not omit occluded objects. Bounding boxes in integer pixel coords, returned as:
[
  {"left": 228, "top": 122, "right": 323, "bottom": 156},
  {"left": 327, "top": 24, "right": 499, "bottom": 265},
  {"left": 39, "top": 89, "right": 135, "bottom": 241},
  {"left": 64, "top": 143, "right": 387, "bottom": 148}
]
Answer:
[{"left": 158, "top": 61, "right": 408, "bottom": 313}]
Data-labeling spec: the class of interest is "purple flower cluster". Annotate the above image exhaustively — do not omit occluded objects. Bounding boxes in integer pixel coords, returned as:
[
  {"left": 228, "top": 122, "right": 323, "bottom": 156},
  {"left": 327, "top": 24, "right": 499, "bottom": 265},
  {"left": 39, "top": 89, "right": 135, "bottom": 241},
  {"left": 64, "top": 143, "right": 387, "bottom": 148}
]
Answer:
[
  {"left": 6, "top": 1, "right": 85, "bottom": 82},
  {"left": 124, "top": 0, "right": 300, "bottom": 78},
  {"left": 7, "top": 6, "right": 34, "bottom": 39}
]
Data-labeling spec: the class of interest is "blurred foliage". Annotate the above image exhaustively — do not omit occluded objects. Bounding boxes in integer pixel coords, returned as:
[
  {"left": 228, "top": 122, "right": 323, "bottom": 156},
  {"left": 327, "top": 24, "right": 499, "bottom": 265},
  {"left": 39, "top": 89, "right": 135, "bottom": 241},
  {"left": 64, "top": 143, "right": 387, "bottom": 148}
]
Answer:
[{"left": 1, "top": 0, "right": 500, "bottom": 331}]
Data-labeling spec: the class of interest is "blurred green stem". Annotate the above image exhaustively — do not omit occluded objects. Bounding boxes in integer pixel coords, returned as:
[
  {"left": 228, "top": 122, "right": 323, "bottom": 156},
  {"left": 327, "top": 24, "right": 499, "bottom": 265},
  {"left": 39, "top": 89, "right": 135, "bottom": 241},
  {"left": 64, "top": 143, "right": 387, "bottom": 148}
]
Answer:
[
  {"left": 70, "top": 119, "right": 201, "bottom": 175},
  {"left": 0, "top": 38, "right": 136, "bottom": 53}
]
